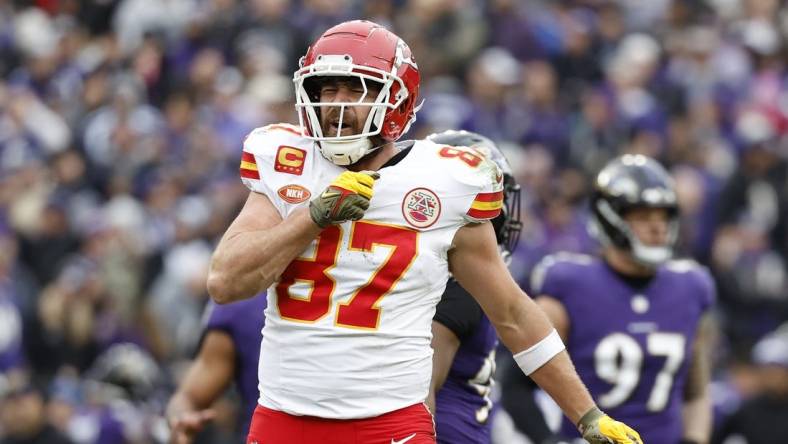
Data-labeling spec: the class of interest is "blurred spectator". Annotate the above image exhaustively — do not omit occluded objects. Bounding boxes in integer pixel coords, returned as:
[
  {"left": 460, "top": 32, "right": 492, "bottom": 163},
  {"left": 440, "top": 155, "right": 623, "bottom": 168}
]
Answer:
[
  {"left": 517, "top": 60, "right": 571, "bottom": 164},
  {"left": 459, "top": 47, "right": 523, "bottom": 142},
  {"left": 713, "top": 110, "right": 788, "bottom": 343},
  {"left": 16, "top": 195, "right": 80, "bottom": 287},
  {"left": 147, "top": 240, "right": 212, "bottom": 359},
  {"left": 713, "top": 323, "right": 788, "bottom": 444},
  {"left": 395, "top": 0, "right": 488, "bottom": 78},
  {"left": 0, "top": 376, "right": 73, "bottom": 444},
  {"left": 568, "top": 88, "right": 625, "bottom": 173},
  {"left": 0, "top": 263, "right": 25, "bottom": 374}
]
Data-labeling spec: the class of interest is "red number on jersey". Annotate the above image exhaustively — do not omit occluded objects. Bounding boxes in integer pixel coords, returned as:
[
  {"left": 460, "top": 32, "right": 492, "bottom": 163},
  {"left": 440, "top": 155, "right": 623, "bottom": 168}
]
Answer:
[
  {"left": 275, "top": 222, "right": 418, "bottom": 329},
  {"left": 438, "top": 146, "right": 483, "bottom": 167},
  {"left": 336, "top": 222, "right": 418, "bottom": 329},
  {"left": 276, "top": 225, "right": 341, "bottom": 322}
]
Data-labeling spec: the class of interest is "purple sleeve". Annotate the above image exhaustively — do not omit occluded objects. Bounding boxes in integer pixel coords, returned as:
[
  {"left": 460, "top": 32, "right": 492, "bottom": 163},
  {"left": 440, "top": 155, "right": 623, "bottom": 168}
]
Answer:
[
  {"left": 200, "top": 294, "right": 267, "bottom": 344},
  {"left": 203, "top": 301, "right": 239, "bottom": 333},
  {"left": 194, "top": 302, "right": 239, "bottom": 357},
  {"left": 693, "top": 266, "right": 716, "bottom": 313}
]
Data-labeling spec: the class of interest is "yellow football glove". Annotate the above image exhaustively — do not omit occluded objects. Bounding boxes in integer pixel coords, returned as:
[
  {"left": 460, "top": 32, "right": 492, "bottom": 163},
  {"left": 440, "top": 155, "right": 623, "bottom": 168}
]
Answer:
[
  {"left": 309, "top": 170, "right": 380, "bottom": 228},
  {"left": 578, "top": 407, "right": 643, "bottom": 444}
]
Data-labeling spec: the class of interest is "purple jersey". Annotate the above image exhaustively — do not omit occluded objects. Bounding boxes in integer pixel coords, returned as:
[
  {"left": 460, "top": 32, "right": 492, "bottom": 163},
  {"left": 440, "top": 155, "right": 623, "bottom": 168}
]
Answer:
[
  {"left": 203, "top": 293, "right": 267, "bottom": 435},
  {"left": 532, "top": 254, "right": 715, "bottom": 444},
  {"left": 434, "top": 279, "right": 499, "bottom": 444}
]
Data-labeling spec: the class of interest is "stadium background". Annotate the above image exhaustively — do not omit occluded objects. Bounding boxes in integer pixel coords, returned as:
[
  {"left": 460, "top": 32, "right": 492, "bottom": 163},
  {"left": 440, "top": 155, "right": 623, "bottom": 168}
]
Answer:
[{"left": 0, "top": 0, "right": 787, "bottom": 442}]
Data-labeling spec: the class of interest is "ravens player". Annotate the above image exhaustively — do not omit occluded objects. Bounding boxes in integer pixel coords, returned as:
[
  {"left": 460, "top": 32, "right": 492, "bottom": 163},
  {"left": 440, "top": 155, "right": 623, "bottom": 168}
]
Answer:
[
  {"left": 167, "top": 294, "right": 266, "bottom": 443},
  {"left": 425, "top": 130, "right": 522, "bottom": 444},
  {"left": 532, "top": 154, "right": 715, "bottom": 444}
]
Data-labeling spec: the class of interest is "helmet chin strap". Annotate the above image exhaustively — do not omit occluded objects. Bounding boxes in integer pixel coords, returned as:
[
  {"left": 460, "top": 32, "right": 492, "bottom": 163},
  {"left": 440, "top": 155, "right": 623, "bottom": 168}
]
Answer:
[
  {"left": 319, "top": 137, "right": 392, "bottom": 166},
  {"left": 590, "top": 217, "right": 673, "bottom": 269},
  {"left": 319, "top": 137, "right": 374, "bottom": 165}
]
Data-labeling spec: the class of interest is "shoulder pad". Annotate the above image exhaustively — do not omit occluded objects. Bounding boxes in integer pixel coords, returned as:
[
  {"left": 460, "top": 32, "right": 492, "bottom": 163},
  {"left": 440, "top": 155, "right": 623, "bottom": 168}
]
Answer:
[
  {"left": 244, "top": 123, "right": 309, "bottom": 156},
  {"left": 240, "top": 123, "right": 311, "bottom": 193},
  {"left": 433, "top": 141, "right": 503, "bottom": 189},
  {"left": 665, "top": 258, "right": 715, "bottom": 309},
  {"left": 531, "top": 253, "right": 594, "bottom": 293},
  {"left": 664, "top": 258, "right": 703, "bottom": 274},
  {"left": 427, "top": 141, "right": 504, "bottom": 222}
]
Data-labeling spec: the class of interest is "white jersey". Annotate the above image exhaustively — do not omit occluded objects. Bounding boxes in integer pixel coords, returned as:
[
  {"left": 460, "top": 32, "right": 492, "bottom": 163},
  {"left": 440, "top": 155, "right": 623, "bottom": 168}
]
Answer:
[{"left": 240, "top": 123, "right": 503, "bottom": 419}]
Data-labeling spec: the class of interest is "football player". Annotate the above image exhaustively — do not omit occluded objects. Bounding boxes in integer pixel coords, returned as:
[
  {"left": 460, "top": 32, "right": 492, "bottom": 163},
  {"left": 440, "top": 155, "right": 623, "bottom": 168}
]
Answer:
[
  {"left": 166, "top": 293, "right": 266, "bottom": 444},
  {"left": 208, "top": 20, "right": 641, "bottom": 444},
  {"left": 533, "top": 154, "right": 715, "bottom": 444},
  {"left": 425, "top": 130, "right": 522, "bottom": 444},
  {"left": 80, "top": 343, "right": 168, "bottom": 444}
]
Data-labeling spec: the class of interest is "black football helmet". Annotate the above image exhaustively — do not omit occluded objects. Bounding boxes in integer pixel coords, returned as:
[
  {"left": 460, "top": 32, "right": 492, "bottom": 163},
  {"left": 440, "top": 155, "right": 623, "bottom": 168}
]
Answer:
[
  {"left": 427, "top": 130, "right": 522, "bottom": 254},
  {"left": 590, "top": 154, "right": 679, "bottom": 267},
  {"left": 85, "top": 343, "right": 162, "bottom": 403}
]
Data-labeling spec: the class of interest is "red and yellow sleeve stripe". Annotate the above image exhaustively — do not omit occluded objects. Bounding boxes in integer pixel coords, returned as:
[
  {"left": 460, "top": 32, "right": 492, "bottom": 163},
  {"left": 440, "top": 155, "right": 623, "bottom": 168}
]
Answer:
[
  {"left": 467, "top": 190, "right": 503, "bottom": 220},
  {"left": 240, "top": 151, "right": 260, "bottom": 180}
]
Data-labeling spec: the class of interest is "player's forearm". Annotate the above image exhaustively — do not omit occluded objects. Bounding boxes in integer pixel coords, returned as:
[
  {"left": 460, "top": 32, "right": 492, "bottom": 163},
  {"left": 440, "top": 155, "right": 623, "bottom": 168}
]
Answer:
[
  {"left": 681, "top": 392, "right": 711, "bottom": 444},
  {"left": 208, "top": 207, "right": 321, "bottom": 303},
  {"left": 493, "top": 292, "right": 558, "bottom": 351},
  {"left": 495, "top": 297, "right": 596, "bottom": 424},
  {"left": 529, "top": 351, "right": 596, "bottom": 425}
]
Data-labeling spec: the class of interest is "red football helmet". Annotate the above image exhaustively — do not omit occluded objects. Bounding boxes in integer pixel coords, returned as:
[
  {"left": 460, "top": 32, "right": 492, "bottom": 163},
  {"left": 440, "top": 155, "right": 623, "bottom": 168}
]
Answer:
[{"left": 293, "top": 20, "right": 421, "bottom": 165}]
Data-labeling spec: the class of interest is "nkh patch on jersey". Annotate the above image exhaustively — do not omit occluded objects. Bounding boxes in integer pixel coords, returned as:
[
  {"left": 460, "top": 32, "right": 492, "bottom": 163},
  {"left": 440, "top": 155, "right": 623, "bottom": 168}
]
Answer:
[{"left": 277, "top": 184, "right": 311, "bottom": 204}]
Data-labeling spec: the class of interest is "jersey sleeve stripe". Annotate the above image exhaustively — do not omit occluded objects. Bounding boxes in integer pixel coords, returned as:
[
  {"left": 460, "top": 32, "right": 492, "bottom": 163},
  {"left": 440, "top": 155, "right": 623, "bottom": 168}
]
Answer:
[
  {"left": 240, "top": 160, "right": 258, "bottom": 171},
  {"left": 473, "top": 190, "right": 504, "bottom": 202},
  {"left": 467, "top": 207, "right": 501, "bottom": 219},
  {"left": 240, "top": 152, "right": 261, "bottom": 179},
  {"left": 240, "top": 168, "right": 260, "bottom": 179},
  {"left": 470, "top": 199, "right": 503, "bottom": 211}
]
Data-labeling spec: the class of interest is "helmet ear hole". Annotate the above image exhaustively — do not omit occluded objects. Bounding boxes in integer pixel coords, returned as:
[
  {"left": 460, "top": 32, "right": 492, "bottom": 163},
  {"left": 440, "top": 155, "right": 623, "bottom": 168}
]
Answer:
[{"left": 398, "top": 98, "right": 411, "bottom": 115}]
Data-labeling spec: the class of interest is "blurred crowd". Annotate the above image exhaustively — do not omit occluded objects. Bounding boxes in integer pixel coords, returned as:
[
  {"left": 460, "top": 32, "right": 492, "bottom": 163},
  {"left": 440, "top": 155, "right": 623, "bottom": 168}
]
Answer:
[{"left": 0, "top": 0, "right": 787, "bottom": 443}]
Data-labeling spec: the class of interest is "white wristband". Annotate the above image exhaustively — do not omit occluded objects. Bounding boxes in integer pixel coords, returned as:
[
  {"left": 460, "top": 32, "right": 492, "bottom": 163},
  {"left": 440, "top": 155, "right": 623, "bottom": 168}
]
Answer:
[{"left": 513, "top": 329, "right": 565, "bottom": 375}]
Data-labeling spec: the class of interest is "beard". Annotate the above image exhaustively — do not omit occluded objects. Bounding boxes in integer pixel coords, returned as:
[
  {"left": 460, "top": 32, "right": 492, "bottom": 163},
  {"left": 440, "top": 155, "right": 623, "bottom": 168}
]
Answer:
[{"left": 320, "top": 106, "right": 362, "bottom": 137}]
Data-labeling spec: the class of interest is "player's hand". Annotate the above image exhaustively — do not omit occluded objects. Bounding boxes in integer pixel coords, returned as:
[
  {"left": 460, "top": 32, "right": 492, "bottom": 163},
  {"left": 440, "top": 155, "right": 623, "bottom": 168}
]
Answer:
[
  {"left": 577, "top": 407, "right": 642, "bottom": 444},
  {"left": 309, "top": 170, "right": 380, "bottom": 227},
  {"left": 168, "top": 409, "right": 216, "bottom": 444}
]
